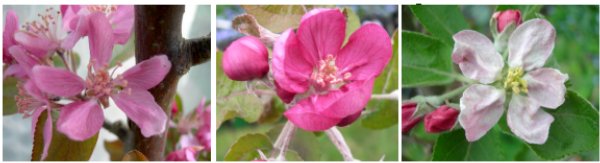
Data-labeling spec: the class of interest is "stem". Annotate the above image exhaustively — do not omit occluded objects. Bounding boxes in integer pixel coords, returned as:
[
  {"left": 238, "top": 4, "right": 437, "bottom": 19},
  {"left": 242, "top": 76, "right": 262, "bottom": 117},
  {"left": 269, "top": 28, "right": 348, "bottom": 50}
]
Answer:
[
  {"left": 183, "top": 34, "right": 211, "bottom": 66},
  {"left": 269, "top": 121, "right": 296, "bottom": 161},
  {"left": 325, "top": 127, "right": 356, "bottom": 161},
  {"left": 371, "top": 92, "right": 398, "bottom": 100},
  {"left": 438, "top": 85, "right": 469, "bottom": 100},
  {"left": 403, "top": 65, "right": 474, "bottom": 84}
]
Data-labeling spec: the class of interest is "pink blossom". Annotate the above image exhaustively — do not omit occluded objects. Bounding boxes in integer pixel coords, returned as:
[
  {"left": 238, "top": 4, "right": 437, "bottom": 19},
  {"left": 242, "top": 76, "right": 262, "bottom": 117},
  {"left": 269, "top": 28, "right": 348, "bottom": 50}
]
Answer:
[
  {"left": 60, "top": 5, "right": 134, "bottom": 49},
  {"left": 493, "top": 9, "right": 522, "bottom": 33},
  {"left": 222, "top": 36, "right": 269, "bottom": 81},
  {"left": 14, "top": 7, "right": 67, "bottom": 56},
  {"left": 424, "top": 105, "right": 459, "bottom": 133},
  {"left": 16, "top": 80, "right": 53, "bottom": 160},
  {"left": 401, "top": 102, "right": 422, "bottom": 134},
  {"left": 3, "top": 10, "right": 18, "bottom": 64},
  {"left": 453, "top": 18, "right": 567, "bottom": 144},
  {"left": 273, "top": 9, "right": 392, "bottom": 131}
]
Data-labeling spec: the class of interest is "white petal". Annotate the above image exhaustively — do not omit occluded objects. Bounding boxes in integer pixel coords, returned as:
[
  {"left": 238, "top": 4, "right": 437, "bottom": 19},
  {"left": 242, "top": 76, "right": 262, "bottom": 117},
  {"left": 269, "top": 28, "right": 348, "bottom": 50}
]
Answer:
[
  {"left": 452, "top": 30, "right": 504, "bottom": 84},
  {"left": 507, "top": 95, "right": 554, "bottom": 144},
  {"left": 508, "top": 19, "right": 556, "bottom": 71},
  {"left": 458, "top": 84, "right": 505, "bottom": 142},
  {"left": 524, "top": 68, "right": 568, "bottom": 109}
]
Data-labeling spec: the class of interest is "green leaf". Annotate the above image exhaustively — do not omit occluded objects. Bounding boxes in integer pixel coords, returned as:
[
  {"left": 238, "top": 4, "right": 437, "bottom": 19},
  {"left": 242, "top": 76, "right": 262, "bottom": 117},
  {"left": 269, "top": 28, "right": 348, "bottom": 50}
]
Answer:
[
  {"left": 109, "top": 34, "right": 135, "bottom": 68},
  {"left": 216, "top": 51, "right": 266, "bottom": 128},
  {"left": 401, "top": 31, "right": 454, "bottom": 87},
  {"left": 3, "top": 76, "right": 18, "bottom": 115},
  {"left": 362, "top": 30, "right": 398, "bottom": 129},
  {"left": 342, "top": 7, "right": 360, "bottom": 45},
  {"left": 495, "top": 5, "right": 543, "bottom": 20},
  {"left": 432, "top": 127, "right": 526, "bottom": 161},
  {"left": 402, "top": 136, "right": 429, "bottom": 161},
  {"left": 122, "top": 150, "right": 148, "bottom": 161},
  {"left": 242, "top": 5, "right": 334, "bottom": 33},
  {"left": 528, "top": 90, "right": 599, "bottom": 160},
  {"left": 409, "top": 5, "right": 469, "bottom": 45},
  {"left": 32, "top": 110, "right": 99, "bottom": 161},
  {"left": 223, "top": 133, "right": 271, "bottom": 161}
]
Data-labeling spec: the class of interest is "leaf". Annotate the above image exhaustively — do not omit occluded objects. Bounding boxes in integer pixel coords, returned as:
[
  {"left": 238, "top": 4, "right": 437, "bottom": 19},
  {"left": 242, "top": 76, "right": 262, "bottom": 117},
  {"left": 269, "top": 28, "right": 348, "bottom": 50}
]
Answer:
[
  {"left": 409, "top": 5, "right": 469, "bottom": 45},
  {"left": 223, "top": 133, "right": 272, "bottom": 161},
  {"left": 257, "top": 98, "right": 284, "bottom": 124},
  {"left": 402, "top": 136, "right": 429, "bottom": 161},
  {"left": 342, "top": 7, "right": 361, "bottom": 45},
  {"left": 527, "top": 90, "right": 599, "bottom": 160},
  {"left": 242, "top": 5, "right": 334, "bottom": 33},
  {"left": 104, "top": 140, "right": 125, "bottom": 161},
  {"left": 401, "top": 31, "right": 454, "bottom": 87},
  {"left": 216, "top": 51, "right": 267, "bottom": 128},
  {"left": 32, "top": 110, "right": 99, "bottom": 161},
  {"left": 362, "top": 30, "right": 398, "bottom": 129},
  {"left": 495, "top": 5, "right": 543, "bottom": 20},
  {"left": 3, "top": 76, "right": 18, "bottom": 115},
  {"left": 432, "top": 127, "right": 527, "bottom": 161},
  {"left": 122, "top": 150, "right": 148, "bottom": 161}
]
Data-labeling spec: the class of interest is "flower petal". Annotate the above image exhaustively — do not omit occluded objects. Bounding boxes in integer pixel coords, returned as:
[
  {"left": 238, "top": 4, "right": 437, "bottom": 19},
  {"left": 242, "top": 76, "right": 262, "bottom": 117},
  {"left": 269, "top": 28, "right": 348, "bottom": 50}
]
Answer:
[
  {"left": 272, "top": 29, "right": 310, "bottom": 93},
  {"left": 274, "top": 80, "right": 296, "bottom": 103},
  {"left": 318, "top": 79, "right": 375, "bottom": 119},
  {"left": 458, "top": 84, "right": 505, "bottom": 142},
  {"left": 297, "top": 8, "right": 345, "bottom": 61},
  {"left": 336, "top": 23, "right": 392, "bottom": 80},
  {"left": 284, "top": 99, "right": 342, "bottom": 131},
  {"left": 61, "top": 15, "right": 87, "bottom": 50},
  {"left": 4, "top": 64, "right": 26, "bottom": 79},
  {"left": 57, "top": 100, "right": 104, "bottom": 141},
  {"left": 10, "top": 46, "right": 39, "bottom": 75},
  {"left": 507, "top": 95, "right": 554, "bottom": 144},
  {"left": 88, "top": 12, "right": 115, "bottom": 69},
  {"left": 524, "top": 68, "right": 568, "bottom": 109},
  {"left": 452, "top": 30, "right": 504, "bottom": 84},
  {"left": 109, "top": 5, "right": 134, "bottom": 44},
  {"left": 112, "top": 88, "right": 167, "bottom": 137},
  {"left": 31, "top": 66, "right": 85, "bottom": 97},
  {"left": 3, "top": 10, "right": 18, "bottom": 58},
  {"left": 508, "top": 19, "right": 556, "bottom": 71},
  {"left": 41, "top": 108, "right": 53, "bottom": 160},
  {"left": 120, "top": 55, "right": 171, "bottom": 90},
  {"left": 14, "top": 32, "right": 56, "bottom": 57}
]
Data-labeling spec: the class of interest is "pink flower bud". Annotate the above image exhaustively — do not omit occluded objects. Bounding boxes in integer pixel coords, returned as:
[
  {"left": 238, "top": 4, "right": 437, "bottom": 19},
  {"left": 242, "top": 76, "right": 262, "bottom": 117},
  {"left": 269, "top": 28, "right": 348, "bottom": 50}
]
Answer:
[
  {"left": 424, "top": 105, "right": 459, "bottom": 133},
  {"left": 336, "top": 110, "right": 362, "bottom": 127},
  {"left": 402, "top": 102, "right": 422, "bottom": 134},
  {"left": 222, "top": 36, "right": 269, "bottom": 81},
  {"left": 494, "top": 9, "right": 522, "bottom": 33}
]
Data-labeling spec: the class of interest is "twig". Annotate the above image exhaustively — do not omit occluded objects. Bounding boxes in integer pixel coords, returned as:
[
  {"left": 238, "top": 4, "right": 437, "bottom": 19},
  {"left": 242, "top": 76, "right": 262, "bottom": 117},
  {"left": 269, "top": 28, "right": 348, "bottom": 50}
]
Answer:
[
  {"left": 269, "top": 121, "right": 296, "bottom": 161},
  {"left": 325, "top": 127, "right": 357, "bottom": 161},
  {"left": 183, "top": 34, "right": 211, "bottom": 66}
]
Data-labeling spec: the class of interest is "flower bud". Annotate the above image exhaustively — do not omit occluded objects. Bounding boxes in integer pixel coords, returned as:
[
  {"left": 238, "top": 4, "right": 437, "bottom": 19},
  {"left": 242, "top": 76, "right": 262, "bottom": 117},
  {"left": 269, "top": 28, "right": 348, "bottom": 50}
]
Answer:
[
  {"left": 336, "top": 110, "right": 362, "bottom": 127},
  {"left": 494, "top": 9, "right": 522, "bottom": 33},
  {"left": 402, "top": 102, "right": 423, "bottom": 134},
  {"left": 424, "top": 105, "right": 459, "bottom": 133},
  {"left": 222, "top": 36, "right": 269, "bottom": 81}
]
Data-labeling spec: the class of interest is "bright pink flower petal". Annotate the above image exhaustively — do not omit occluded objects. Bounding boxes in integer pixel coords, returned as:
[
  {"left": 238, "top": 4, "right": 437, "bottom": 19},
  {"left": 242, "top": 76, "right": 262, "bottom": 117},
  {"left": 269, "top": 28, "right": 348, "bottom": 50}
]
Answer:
[
  {"left": 120, "top": 55, "right": 171, "bottom": 90},
  {"left": 14, "top": 32, "right": 56, "bottom": 57},
  {"left": 57, "top": 100, "right": 104, "bottom": 141},
  {"left": 222, "top": 36, "right": 269, "bottom": 81},
  {"left": 4, "top": 63, "right": 26, "bottom": 79},
  {"left": 337, "top": 23, "right": 392, "bottom": 80},
  {"left": 272, "top": 29, "right": 310, "bottom": 93},
  {"left": 24, "top": 79, "right": 46, "bottom": 102},
  {"left": 296, "top": 8, "right": 345, "bottom": 61},
  {"left": 9, "top": 46, "right": 38, "bottom": 75},
  {"left": 508, "top": 19, "right": 556, "bottom": 71},
  {"left": 41, "top": 108, "right": 53, "bottom": 160},
  {"left": 284, "top": 100, "right": 342, "bottom": 131},
  {"left": 61, "top": 15, "right": 87, "bottom": 50},
  {"left": 452, "top": 30, "right": 504, "bottom": 84},
  {"left": 88, "top": 12, "right": 115, "bottom": 69},
  {"left": 3, "top": 10, "right": 18, "bottom": 62},
  {"left": 274, "top": 80, "right": 296, "bottom": 103},
  {"left": 458, "top": 84, "right": 505, "bottom": 142},
  {"left": 317, "top": 79, "right": 375, "bottom": 119},
  {"left": 507, "top": 95, "right": 554, "bottom": 144},
  {"left": 31, "top": 66, "right": 85, "bottom": 97},
  {"left": 112, "top": 88, "right": 167, "bottom": 137},
  {"left": 524, "top": 68, "right": 568, "bottom": 109},
  {"left": 336, "top": 110, "right": 362, "bottom": 127},
  {"left": 61, "top": 5, "right": 82, "bottom": 31},
  {"left": 109, "top": 5, "right": 134, "bottom": 44}
]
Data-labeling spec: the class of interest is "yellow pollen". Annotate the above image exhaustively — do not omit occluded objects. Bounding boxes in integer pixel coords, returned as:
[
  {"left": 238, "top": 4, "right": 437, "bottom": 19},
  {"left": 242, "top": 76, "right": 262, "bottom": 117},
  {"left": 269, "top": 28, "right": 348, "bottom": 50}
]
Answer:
[{"left": 504, "top": 67, "right": 528, "bottom": 94}]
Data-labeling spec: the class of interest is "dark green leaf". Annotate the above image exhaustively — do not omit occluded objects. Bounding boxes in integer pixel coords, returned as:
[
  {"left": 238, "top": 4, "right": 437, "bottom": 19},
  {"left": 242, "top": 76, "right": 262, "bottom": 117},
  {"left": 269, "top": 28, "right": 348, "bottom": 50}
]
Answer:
[
  {"left": 409, "top": 5, "right": 469, "bottom": 45},
  {"left": 223, "top": 133, "right": 272, "bottom": 161},
  {"left": 432, "top": 127, "right": 526, "bottom": 161},
  {"left": 401, "top": 31, "right": 454, "bottom": 87},
  {"left": 3, "top": 76, "right": 18, "bottom": 115}
]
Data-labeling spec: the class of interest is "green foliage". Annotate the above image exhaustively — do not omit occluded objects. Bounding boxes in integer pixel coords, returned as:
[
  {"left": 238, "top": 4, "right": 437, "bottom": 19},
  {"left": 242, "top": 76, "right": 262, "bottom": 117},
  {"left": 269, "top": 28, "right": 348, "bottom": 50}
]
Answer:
[
  {"left": 409, "top": 5, "right": 469, "bottom": 45},
  {"left": 3, "top": 76, "right": 18, "bottom": 115},
  {"left": 242, "top": 5, "right": 333, "bottom": 33},
  {"left": 432, "top": 127, "right": 526, "bottom": 161},
  {"left": 223, "top": 133, "right": 302, "bottom": 161},
  {"left": 401, "top": 31, "right": 454, "bottom": 87}
]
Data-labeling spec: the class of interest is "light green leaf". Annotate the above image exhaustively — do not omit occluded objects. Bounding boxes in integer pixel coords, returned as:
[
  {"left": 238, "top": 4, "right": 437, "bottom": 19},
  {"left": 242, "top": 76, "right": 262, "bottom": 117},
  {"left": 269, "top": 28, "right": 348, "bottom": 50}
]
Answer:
[
  {"left": 109, "top": 34, "right": 135, "bottom": 68},
  {"left": 3, "top": 76, "right": 18, "bottom": 115},
  {"left": 409, "top": 5, "right": 469, "bottom": 45},
  {"left": 242, "top": 5, "right": 334, "bottom": 33},
  {"left": 266, "top": 124, "right": 322, "bottom": 160},
  {"left": 401, "top": 31, "right": 454, "bottom": 87},
  {"left": 342, "top": 7, "right": 360, "bottom": 45},
  {"left": 528, "top": 90, "right": 599, "bottom": 160},
  {"left": 432, "top": 127, "right": 526, "bottom": 161},
  {"left": 223, "top": 133, "right": 303, "bottom": 161}
]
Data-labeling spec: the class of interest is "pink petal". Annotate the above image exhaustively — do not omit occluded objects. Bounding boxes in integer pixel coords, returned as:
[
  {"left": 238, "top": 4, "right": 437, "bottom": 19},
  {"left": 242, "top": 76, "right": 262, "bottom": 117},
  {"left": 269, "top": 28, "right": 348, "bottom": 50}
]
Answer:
[
  {"left": 57, "top": 100, "right": 104, "bottom": 141},
  {"left": 120, "top": 55, "right": 171, "bottom": 90},
  {"left": 272, "top": 29, "right": 310, "bottom": 93},
  {"left": 452, "top": 30, "right": 504, "bottom": 84},
  {"left": 458, "top": 84, "right": 505, "bottom": 142},
  {"left": 296, "top": 8, "right": 345, "bottom": 61},
  {"left": 284, "top": 99, "right": 342, "bottom": 131},
  {"left": 508, "top": 19, "right": 556, "bottom": 71},
  {"left": 274, "top": 80, "right": 296, "bottom": 103},
  {"left": 112, "top": 88, "right": 167, "bottom": 137},
  {"left": 14, "top": 32, "right": 56, "bottom": 57},
  {"left": 41, "top": 108, "right": 53, "bottom": 160},
  {"left": 61, "top": 15, "right": 87, "bottom": 50},
  {"left": 507, "top": 95, "right": 554, "bottom": 144},
  {"left": 222, "top": 36, "right": 269, "bottom": 81},
  {"left": 317, "top": 79, "right": 375, "bottom": 119},
  {"left": 109, "top": 5, "right": 134, "bottom": 44},
  {"left": 524, "top": 68, "right": 568, "bottom": 109},
  {"left": 4, "top": 64, "right": 26, "bottom": 79},
  {"left": 30, "top": 107, "right": 46, "bottom": 139},
  {"left": 88, "top": 12, "right": 115, "bottom": 69},
  {"left": 336, "top": 23, "right": 392, "bottom": 80},
  {"left": 61, "top": 5, "right": 81, "bottom": 31},
  {"left": 24, "top": 79, "right": 46, "bottom": 102},
  {"left": 3, "top": 10, "right": 18, "bottom": 58},
  {"left": 9, "top": 46, "right": 39, "bottom": 75},
  {"left": 31, "top": 66, "right": 84, "bottom": 97}
]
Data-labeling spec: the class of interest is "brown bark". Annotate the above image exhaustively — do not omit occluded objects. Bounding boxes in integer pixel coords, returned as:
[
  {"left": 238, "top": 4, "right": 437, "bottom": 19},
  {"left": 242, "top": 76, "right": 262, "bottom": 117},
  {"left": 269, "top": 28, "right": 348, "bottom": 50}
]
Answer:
[{"left": 130, "top": 5, "right": 210, "bottom": 160}]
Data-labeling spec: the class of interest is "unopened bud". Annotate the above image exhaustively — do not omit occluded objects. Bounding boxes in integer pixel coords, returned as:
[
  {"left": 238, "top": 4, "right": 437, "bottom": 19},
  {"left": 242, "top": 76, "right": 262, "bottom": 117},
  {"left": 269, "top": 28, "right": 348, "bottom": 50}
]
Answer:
[
  {"left": 402, "top": 102, "right": 422, "bottom": 134},
  {"left": 424, "top": 105, "right": 459, "bottom": 133},
  {"left": 493, "top": 9, "right": 522, "bottom": 33},
  {"left": 222, "top": 36, "right": 269, "bottom": 81}
]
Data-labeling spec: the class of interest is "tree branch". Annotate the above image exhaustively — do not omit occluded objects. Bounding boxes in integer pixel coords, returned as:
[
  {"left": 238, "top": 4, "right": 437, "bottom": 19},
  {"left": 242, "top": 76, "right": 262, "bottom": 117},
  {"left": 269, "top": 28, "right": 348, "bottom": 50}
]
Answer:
[{"left": 184, "top": 33, "right": 211, "bottom": 66}]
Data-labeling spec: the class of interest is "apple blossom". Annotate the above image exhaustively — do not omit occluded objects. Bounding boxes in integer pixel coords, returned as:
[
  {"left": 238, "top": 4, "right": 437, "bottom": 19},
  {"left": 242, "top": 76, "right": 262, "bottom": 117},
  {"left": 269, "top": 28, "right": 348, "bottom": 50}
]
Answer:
[
  {"left": 60, "top": 5, "right": 134, "bottom": 49},
  {"left": 424, "top": 105, "right": 459, "bottom": 133},
  {"left": 222, "top": 36, "right": 269, "bottom": 81}
]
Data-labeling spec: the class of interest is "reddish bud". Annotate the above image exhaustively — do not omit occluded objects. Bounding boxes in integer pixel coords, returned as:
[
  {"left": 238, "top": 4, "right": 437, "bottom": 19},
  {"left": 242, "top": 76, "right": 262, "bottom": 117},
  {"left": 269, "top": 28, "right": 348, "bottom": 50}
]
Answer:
[
  {"left": 424, "top": 105, "right": 459, "bottom": 133},
  {"left": 402, "top": 102, "right": 422, "bottom": 134},
  {"left": 494, "top": 9, "right": 522, "bottom": 33},
  {"left": 337, "top": 110, "right": 362, "bottom": 127},
  {"left": 222, "top": 36, "right": 269, "bottom": 81}
]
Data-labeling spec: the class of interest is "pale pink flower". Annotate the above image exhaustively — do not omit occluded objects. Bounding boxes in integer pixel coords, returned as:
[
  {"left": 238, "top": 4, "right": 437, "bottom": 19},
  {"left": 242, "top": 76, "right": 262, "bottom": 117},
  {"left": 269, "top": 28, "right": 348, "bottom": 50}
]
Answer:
[
  {"left": 273, "top": 9, "right": 392, "bottom": 131},
  {"left": 15, "top": 80, "right": 53, "bottom": 160},
  {"left": 14, "top": 7, "right": 67, "bottom": 56},
  {"left": 60, "top": 5, "right": 134, "bottom": 49},
  {"left": 222, "top": 36, "right": 269, "bottom": 81},
  {"left": 453, "top": 19, "right": 568, "bottom": 144}
]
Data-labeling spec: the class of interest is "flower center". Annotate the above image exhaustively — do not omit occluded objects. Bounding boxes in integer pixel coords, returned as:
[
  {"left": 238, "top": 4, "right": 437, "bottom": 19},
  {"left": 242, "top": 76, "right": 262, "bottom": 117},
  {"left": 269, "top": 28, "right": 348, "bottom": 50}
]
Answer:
[
  {"left": 504, "top": 67, "right": 528, "bottom": 94},
  {"left": 310, "top": 54, "right": 351, "bottom": 91},
  {"left": 84, "top": 64, "right": 127, "bottom": 107},
  {"left": 22, "top": 7, "right": 60, "bottom": 41},
  {"left": 87, "top": 5, "right": 117, "bottom": 15}
]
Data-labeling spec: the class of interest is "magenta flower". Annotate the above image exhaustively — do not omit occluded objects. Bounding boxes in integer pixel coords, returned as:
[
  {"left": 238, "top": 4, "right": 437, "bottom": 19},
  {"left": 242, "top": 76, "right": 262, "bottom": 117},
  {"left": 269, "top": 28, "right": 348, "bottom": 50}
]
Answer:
[
  {"left": 222, "top": 36, "right": 269, "bottom": 81},
  {"left": 401, "top": 102, "right": 422, "bottom": 134},
  {"left": 493, "top": 9, "right": 522, "bottom": 33},
  {"left": 272, "top": 9, "right": 392, "bottom": 131},
  {"left": 453, "top": 18, "right": 567, "bottom": 144},
  {"left": 424, "top": 105, "right": 459, "bottom": 133},
  {"left": 15, "top": 80, "right": 53, "bottom": 160},
  {"left": 3, "top": 10, "right": 18, "bottom": 64},
  {"left": 60, "top": 5, "right": 134, "bottom": 49},
  {"left": 166, "top": 99, "right": 210, "bottom": 161}
]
